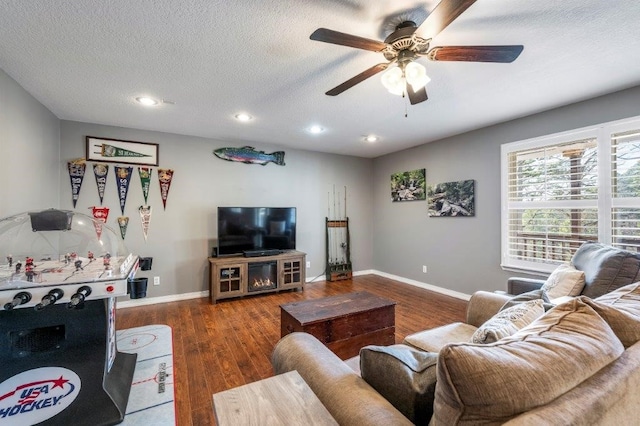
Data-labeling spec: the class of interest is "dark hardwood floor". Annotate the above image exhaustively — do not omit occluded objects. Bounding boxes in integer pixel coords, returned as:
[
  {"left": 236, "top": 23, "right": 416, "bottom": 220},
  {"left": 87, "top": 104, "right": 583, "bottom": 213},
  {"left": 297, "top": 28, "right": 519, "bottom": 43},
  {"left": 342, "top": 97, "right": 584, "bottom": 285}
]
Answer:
[{"left": 116, "top": 274, "right": 468, "bottom": 425}]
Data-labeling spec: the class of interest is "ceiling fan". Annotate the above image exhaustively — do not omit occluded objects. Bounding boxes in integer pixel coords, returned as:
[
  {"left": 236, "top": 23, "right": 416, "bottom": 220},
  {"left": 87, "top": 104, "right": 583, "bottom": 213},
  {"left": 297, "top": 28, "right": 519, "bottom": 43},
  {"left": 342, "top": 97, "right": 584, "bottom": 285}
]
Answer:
[{"left": 310, "top": 0, "right": 523, "bottom": 105}]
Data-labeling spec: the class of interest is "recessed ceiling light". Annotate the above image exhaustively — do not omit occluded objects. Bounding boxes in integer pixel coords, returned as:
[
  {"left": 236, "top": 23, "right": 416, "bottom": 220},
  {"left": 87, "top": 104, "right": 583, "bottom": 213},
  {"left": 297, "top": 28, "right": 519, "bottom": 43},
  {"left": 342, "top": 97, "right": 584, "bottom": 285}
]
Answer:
[
  {"left": 308, "top": 125, "right": 324, "bottom": 134},
  {"left": 365, "top": 135, "right": 378, "bottom": 143},
  {"left": 234, "top": 113, "right": 253, "bottom": 122},
  {"left": 135, "top": 96, "right": 159, "bottom": 106}
]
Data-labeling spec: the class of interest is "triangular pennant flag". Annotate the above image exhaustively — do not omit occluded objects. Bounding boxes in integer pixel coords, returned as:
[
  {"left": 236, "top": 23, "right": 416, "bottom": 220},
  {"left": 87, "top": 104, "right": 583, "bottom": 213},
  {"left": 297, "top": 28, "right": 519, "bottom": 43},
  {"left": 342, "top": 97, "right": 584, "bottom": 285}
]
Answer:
[
  {"left": 138, "top": 167, "right": 152, "bottom": 205},
  {"left": 158, "top": 169, "right": 174, "bottom": 210},
  {"left": 139, "top": 205, "right": 152, "bottom": 241},
  {"left": 93, "top": 163, "right": 109, "bottom": 205},
  {"left": 100, "top": 143, "right": 151, "bottom": 158},
  {"left": 117, "top": 216, "right": 129, "bottom": 240},
  {"left": 90, "top": 206, "right": 109, "bottom": 240},
  {"left": 114, "top": 166, "right": 133, "bottom": 215},
  {"left": 67, "top": 159, "right": 86, "bottom": 208}
]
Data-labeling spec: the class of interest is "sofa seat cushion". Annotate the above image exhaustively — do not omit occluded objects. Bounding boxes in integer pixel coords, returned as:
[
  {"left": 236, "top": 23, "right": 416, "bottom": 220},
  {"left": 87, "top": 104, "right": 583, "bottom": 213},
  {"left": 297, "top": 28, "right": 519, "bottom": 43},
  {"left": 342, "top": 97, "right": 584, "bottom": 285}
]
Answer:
[
  {"left": 360, "top": 344, "right": 438, "bottom": 425},
  {"left": 541, "top": 263, "right": 585, "bottom": 298},
  {"left": 572, "top": 241, "right": 640, "bottom": 298},
  {"left": 471, "top": 299, "right": 544, "bottom": 344},
  {"left": 403, "top": 322, "right": 477, "bottom": 353},
  {"left": 433, "top": 298, "right": 625, "bottom": 425}
]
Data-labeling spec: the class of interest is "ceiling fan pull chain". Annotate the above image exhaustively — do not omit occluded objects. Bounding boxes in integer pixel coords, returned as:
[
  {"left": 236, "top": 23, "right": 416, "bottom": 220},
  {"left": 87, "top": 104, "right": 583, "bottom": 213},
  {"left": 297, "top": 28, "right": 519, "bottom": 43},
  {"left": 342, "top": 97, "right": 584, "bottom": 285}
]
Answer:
[{"left": 404, "top": 91, "right": 408, "bottom": 118}]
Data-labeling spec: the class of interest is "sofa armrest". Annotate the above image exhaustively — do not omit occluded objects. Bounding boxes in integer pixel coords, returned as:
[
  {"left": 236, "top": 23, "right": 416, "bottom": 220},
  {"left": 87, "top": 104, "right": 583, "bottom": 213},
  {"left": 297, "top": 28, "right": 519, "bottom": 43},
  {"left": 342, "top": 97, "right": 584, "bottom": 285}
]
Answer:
[
  {"left": 272, "top": 332, "right": 412, "bottom": 426},
  {"left": 507, "top": 277, "right": 545, "bottom": 295},
  {"left": 466, "top": 291, "right": 513, "bottom": 327}
]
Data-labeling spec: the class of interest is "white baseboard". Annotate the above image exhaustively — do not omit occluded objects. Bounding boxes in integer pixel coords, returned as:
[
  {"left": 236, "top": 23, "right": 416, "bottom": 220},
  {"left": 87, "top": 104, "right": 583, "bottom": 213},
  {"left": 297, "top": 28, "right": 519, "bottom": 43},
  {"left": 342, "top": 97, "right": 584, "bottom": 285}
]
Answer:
[
  {"left": 366, "top": 270, "right": 471, "bottom": 301},
  {"left": 117, "top": 290, "right": 209, "bottom": 309},
  {"left": 117, "top": 270, "right": 470, "bottom": 308}
]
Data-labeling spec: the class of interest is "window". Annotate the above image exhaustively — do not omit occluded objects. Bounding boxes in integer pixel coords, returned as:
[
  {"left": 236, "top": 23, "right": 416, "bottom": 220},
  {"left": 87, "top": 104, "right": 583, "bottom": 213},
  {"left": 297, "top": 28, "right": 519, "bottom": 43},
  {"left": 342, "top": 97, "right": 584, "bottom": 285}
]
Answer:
[{"left": 501, "top": 116, "right": 640, "bottom": 273}]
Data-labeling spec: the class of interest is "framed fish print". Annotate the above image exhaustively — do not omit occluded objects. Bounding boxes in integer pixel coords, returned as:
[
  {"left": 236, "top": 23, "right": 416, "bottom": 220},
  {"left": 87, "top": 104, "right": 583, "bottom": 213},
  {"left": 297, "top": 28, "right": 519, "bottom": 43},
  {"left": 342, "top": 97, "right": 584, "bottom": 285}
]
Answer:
[{"left": 86, "top": 136, "right": 159, "bottom": 166}]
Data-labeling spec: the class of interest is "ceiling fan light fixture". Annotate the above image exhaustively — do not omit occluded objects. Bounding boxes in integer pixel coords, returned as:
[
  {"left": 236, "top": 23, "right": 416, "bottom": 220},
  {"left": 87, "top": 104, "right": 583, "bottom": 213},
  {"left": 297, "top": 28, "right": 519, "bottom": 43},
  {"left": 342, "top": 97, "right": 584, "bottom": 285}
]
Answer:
[
  {"left": 381, "top": 66, "right": 404, "bottom": 96},
  {"left": 405, "top": 62, "right": 430, "bottom": 91}
]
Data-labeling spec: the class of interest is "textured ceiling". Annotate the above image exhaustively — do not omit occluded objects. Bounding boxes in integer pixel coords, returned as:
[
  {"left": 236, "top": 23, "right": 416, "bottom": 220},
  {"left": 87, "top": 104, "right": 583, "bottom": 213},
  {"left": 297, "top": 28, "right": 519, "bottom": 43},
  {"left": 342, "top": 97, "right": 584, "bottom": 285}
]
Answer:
[{"left": 1, "top": 0, "right": 640, "bottom": 158}]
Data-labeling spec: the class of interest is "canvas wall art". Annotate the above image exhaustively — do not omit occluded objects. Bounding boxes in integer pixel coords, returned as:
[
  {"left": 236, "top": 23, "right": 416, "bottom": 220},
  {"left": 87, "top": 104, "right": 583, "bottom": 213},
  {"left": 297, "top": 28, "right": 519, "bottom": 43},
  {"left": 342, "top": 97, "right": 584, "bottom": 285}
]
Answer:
[
  {"left": 391, "top": 169, "right": 426, "bottom": 202},
  {"left": 428, "top": 179, "right": 475, "bottom": 216}
]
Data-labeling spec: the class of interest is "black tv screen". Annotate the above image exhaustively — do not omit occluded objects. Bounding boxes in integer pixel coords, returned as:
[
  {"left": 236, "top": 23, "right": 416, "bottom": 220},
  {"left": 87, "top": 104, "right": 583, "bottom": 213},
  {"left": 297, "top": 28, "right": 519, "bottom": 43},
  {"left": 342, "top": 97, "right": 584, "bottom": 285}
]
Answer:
[{"left": 217, "top": 207, "right": 296, "bottom": 256}]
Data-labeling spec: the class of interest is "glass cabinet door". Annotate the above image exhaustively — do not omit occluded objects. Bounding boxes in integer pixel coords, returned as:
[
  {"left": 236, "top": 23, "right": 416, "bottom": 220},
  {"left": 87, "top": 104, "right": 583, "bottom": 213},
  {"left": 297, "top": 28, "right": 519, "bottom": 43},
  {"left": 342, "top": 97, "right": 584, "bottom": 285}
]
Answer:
[
  {"left": 217, "top": 265, "right": 244, "bottom": 295},
  {"left": 281, "top": 260, "right": 301, "bottom": 287}
]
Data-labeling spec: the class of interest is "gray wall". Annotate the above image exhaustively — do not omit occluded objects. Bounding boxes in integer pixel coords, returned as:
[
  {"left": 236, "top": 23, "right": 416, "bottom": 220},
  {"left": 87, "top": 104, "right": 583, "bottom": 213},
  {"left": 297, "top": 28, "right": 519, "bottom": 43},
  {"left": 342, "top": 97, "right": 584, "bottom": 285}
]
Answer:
[
  {"left": 5, "top": 63, "right": 640, "bottom": 299},
  {"left": 0, "top": 69, "right": 60, "bottom": 217},
  {"left": 60, "top": 121, "right": 374, "bottom": 297},
  {"left": 373, "top": 85, "right": 640, "bottom": 294}
]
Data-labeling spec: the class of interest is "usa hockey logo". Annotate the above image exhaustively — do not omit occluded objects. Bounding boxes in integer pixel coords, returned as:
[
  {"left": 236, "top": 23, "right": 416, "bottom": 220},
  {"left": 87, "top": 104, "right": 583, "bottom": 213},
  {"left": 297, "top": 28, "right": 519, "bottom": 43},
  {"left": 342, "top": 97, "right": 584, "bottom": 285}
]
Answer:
[{"left": 0, "top": 367, "right": 81, "bottom": 425}]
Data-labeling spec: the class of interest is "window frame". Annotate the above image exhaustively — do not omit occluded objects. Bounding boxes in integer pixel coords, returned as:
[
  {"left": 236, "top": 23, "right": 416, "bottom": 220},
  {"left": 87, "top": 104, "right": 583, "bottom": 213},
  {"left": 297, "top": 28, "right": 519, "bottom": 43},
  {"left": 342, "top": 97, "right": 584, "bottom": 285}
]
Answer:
[{"left": 501, "top": 115, "right": 640, "bottom": 274}]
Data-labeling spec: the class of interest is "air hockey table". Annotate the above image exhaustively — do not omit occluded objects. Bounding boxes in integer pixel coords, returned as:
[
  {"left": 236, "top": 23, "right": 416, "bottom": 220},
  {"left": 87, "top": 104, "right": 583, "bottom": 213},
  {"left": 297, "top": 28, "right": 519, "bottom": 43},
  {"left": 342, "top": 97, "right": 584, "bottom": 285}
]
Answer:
[{"left": 0, "top": 209, "right": 139, "bottom": 426}]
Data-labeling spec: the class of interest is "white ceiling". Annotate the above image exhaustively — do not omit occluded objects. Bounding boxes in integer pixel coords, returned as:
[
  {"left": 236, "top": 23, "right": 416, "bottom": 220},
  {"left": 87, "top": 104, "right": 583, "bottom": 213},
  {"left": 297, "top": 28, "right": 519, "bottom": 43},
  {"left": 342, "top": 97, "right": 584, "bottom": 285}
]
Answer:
[{"left": 1, "top": 0, "right": 640, "bottom": 158}]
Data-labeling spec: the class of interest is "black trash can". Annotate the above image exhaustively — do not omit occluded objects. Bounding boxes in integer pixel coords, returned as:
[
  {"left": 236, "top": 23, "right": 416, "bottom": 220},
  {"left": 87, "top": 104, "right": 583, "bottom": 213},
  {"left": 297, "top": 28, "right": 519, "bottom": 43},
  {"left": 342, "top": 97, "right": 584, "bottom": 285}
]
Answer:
[{"left": 128, "top": 277, "right": 148, "bottom": 299}]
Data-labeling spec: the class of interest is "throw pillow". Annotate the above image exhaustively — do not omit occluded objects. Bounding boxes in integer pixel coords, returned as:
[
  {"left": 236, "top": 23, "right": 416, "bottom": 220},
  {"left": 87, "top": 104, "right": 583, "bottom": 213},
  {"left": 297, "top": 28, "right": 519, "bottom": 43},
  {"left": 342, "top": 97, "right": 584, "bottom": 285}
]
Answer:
[
  {"left": 360, "top": 344, "right": 438, "bottom": 425},
  {"left": 470, "top": 299, "right": 544, "bottom": 344},
  {"left": 433, "top": 298, "right": 624, "bottom": 425},
  {"left": 541, "top": 263, "right": 585, "bottom": 299}
]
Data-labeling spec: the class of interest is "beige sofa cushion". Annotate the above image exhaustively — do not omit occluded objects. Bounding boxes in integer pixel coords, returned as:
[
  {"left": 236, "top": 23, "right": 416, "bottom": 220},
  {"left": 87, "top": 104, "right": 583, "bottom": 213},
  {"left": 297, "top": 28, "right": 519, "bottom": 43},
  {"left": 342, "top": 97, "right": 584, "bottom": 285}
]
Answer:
[
  {"left": 360, "top": 344, "right": 438, "bottom": 425},
  {"left": 580, "top": 282, "right": 640, "bottom": 348},
  {"left": 433, "top": 298, "right": 625, "bottom": 425},
  {"left": 595, "top": 281, "right": 640, "bottom": 310},
  {"left": 403, "top": 322, "right": 477, "bottom": 353},
  {"left": 471, "top": 299, "right": 544, "bottom": 344}
]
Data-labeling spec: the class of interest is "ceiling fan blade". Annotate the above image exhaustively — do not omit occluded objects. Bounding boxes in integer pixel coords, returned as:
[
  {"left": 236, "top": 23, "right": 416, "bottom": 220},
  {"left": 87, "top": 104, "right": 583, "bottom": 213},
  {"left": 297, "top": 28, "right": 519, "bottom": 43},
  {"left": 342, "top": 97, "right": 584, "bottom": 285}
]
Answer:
[
  {"left": 310, "top": 28, "right": 387, "bottom": 52},
  {"left": 427, "top": 45, "right": 523, "bottom": 62},
  {"left": 326, "top": 63, "right": 390, "bottom": 96},
  {"left": 416, "top": 0, "right": 477, "bottom": 39},
  {"left": 407, "top": 83, "right": 428, "bottom": 105}
]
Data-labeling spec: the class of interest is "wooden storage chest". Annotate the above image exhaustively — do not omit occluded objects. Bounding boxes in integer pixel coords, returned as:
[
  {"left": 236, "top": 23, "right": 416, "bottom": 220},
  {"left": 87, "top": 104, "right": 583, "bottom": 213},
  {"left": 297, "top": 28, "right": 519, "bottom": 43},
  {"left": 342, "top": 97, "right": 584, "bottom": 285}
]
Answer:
[{"left": 280, "top": 291, "right": 396, "bottom": 359}]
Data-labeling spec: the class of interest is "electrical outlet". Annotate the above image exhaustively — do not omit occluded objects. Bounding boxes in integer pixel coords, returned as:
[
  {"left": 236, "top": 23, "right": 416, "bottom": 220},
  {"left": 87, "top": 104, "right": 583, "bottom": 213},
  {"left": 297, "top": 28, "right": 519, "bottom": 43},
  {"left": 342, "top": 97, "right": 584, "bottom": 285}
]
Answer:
[
  {"left": 306, "top": 261, "right": 311, "bottom": 269},
  {"left": 422, "top": 265, "right": 427, "bottom": 273},
  {"left": 153, "top": 276, "right": 160, "bottom": 286}
]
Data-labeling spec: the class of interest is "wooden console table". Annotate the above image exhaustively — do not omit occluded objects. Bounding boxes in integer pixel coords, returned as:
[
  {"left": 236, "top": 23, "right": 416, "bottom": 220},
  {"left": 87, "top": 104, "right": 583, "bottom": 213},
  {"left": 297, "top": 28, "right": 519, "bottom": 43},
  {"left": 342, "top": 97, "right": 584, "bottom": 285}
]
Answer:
[
  {"left": 280, "top": 291, "right": 396, "bottom": 359},
  {"left": 213, "top": 370, "right": 337, "bottom": 425},
  {"left": 208, "top": 250, "right": 306, "bottom": 303}
]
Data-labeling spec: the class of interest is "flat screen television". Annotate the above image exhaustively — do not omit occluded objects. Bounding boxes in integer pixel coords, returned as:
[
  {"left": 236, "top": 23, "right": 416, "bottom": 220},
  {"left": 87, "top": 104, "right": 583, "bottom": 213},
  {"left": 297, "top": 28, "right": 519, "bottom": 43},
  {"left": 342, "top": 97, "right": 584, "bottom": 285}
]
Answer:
[{"left": 217, "top": 207, "right": 296, "bottom": 256}]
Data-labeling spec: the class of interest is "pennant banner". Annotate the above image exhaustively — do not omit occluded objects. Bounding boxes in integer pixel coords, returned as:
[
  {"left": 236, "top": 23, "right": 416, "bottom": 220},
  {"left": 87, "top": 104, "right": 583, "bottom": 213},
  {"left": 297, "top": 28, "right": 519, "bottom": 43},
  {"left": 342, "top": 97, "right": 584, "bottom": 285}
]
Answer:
[
  {"left": 139, "top": 205, "right": 152, "bottom": 241},
  {"left": 101, "top": 143, "right": 151, "bottom": 158},
  {"left": 67, "top": 159, "right": 86, "bottom": 208},
  {"left": 90, "top": 206, "right": 109, "bottom": 241},
  {"left": 93, "top": 163, "right": 109, "bottom": 205},
  {"left": 138, "top": 167, "right": 152, "bottom": 205},
  {"left": 117, "top": 216, "right": 129, "bottom": 240},
  {"left": 115, "top": 166, "right": 133, "bottom": 215},
  {"left": 158, "top": 169, "right": 174, "bottom": 210}
]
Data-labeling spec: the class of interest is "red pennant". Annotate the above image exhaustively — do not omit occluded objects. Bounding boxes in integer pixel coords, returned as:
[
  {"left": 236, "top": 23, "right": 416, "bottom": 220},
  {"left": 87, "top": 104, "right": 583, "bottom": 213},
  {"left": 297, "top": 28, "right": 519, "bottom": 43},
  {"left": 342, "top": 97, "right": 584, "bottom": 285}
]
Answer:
[
  {"left": 158, "top": 169, "right": 174, "bottom": 210},
  {"left": 90, "top": 206, "right": 110, "bottom": 240}
]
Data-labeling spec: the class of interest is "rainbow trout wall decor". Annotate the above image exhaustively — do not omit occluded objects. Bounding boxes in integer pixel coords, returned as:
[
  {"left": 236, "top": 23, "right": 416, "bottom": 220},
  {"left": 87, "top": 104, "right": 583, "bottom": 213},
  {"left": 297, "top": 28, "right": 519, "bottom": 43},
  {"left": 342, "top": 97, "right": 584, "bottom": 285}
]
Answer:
[{"left": 213, "top": 146, "right": 285, "bottom": 166}]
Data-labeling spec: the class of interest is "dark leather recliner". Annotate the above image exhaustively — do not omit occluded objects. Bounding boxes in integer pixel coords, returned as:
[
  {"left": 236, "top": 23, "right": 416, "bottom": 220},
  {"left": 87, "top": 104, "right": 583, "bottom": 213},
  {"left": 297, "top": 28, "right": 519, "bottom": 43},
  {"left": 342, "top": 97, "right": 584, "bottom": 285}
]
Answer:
[{"left": 508, "top": 241, "right": 640, "bottom": 298}]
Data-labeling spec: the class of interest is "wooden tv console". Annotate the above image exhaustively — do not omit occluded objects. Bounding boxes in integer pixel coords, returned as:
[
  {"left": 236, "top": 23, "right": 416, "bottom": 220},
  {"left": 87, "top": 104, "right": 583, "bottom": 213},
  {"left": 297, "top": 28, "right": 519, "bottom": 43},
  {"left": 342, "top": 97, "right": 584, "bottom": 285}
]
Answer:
[{"left": 208, "top": 250, "right": 306, "bottom": 303}]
